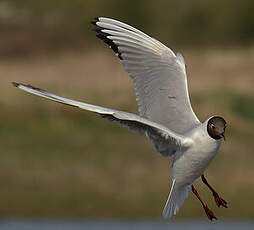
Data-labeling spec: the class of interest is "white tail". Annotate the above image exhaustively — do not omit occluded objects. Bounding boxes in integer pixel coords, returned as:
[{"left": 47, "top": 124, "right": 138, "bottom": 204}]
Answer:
[{"left": 163, "top": 179, "right": 191, "bottom": 219}]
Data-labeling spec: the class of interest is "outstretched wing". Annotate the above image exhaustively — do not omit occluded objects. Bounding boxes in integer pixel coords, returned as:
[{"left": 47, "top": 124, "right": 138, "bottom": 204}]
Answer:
[
  {"left": 92, "top": 17, "right": 200, "bottom": 134},
  {"left": 13, "top": 83, "right": 192, "bottom": 157}
]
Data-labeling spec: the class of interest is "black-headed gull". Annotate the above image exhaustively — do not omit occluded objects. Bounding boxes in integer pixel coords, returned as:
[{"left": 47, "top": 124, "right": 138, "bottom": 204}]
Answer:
[{"left": 13, "top": 17, "right": 227, "bottom": 220}]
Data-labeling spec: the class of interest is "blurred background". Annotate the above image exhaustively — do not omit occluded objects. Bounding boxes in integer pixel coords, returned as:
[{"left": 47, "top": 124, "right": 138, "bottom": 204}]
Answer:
[{"left": 0, "top": 0, "right": 254, "bottom": 229}]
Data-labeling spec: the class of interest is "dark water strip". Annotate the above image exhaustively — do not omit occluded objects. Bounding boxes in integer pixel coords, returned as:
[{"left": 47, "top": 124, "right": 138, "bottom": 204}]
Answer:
[{"left": 0, "top": 219, "right": 253, "bottom": 230}]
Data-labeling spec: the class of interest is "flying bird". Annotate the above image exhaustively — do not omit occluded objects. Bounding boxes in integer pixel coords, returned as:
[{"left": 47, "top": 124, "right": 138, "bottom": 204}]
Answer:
[{"left": 13, "top": 17, "right": 228, "bottom": 220}]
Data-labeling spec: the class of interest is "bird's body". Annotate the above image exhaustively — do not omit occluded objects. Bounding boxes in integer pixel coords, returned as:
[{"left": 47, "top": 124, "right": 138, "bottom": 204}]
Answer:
[
  {"left": 163, "top": 119, "right": 222, "bottom": 217},
  {"left": 172, "top": 120, "right": 221, "bottom": 187},
  {"left": 13, "top": 17, "right": 228, "bottom": 220}
]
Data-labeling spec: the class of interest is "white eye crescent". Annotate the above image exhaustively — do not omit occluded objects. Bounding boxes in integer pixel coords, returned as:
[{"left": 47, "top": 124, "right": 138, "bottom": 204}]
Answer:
[{"left": 211, "top": 124, "right": 215, "bottom": 129}]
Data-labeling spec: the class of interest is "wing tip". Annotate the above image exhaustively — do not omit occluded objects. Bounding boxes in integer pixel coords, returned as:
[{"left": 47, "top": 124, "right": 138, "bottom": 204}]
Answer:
[
  {"left": 12, "top": 82, "right": 20, "bottom": 87},
  {"left": 91, "top": 17, "right": 123, "bottom": 60},
  {"left": 90, "top": 17, "right": 99, "bottom": 26},
  {"left": 12, "top": 82, "right": 46, "bottom": 93}
]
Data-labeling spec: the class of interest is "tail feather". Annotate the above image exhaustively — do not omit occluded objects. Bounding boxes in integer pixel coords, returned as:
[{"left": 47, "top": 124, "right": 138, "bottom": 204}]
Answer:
[{"left": 163, "top": 179, "right": 191, "bottom": 219}]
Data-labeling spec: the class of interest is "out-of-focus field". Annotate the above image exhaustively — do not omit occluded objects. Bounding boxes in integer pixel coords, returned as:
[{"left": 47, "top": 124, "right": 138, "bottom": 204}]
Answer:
[{"left": 0, "top": 47, "right": 254, "bottom": 219}]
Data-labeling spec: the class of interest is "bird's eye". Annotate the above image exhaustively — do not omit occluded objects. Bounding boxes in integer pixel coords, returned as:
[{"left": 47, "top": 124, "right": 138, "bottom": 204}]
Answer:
[{"left": 211, "top": 123, "right": 215, "bottom": 129}]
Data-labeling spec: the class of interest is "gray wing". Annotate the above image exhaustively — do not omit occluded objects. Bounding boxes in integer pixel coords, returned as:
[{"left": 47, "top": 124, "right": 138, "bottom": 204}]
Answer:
[
  {"left": 92, "top": 17, "right": 200, "bottom": 134},
  {"left": 13, "top": 83, "right": 192, "bottom": 157}
]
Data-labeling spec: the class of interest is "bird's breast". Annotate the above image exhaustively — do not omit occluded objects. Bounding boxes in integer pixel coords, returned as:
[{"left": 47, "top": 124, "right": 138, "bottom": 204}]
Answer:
[{"left": 172, "top": 130, "right": 221, "bottom": 187}]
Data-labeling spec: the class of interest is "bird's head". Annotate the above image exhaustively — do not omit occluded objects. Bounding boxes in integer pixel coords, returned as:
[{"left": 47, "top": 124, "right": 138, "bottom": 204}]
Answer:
[{"left": 207, "top": 116, "right": 227, "bottom": 141}]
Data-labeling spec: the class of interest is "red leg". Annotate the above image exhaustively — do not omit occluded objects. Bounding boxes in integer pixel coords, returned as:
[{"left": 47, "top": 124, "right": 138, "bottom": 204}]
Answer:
[
  {"left": 201, "top": 175, "right": 228, "bottom": 208},
  {"left": 192, "top": 185, "right": 217, "bottom": 221}
]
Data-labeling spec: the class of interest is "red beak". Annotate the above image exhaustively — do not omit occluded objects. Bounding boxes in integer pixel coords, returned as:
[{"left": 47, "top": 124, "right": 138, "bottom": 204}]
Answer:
[{"left": 221, "top": 133, "right": 226, "bottom": 141}]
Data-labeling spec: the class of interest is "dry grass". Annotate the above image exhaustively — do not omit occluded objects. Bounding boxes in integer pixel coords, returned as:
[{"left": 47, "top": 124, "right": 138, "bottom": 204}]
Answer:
[{"left": 0, "top": 47, "right": 254, "bottom": 219}]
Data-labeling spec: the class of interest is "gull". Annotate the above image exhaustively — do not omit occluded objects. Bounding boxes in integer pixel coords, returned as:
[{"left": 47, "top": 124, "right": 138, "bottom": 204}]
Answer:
[{"left": 13, "top": 17, "right": 228, "bottom": 220}]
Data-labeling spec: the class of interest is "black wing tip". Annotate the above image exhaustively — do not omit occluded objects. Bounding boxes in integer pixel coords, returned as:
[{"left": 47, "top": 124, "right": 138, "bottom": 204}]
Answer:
[
  {"left": 91, "top": 17, "right": 123, "bottom": 60},
  {"left": 92, "top": 28, "right": 101, "bottom": 33},
  {"left": 27, "top": 84, "right": 43, "bottom": 91},
  {"left": 90, "top": 17, "right": 99, "bottom": 26},
  {"left": 12, "top": 82, "right": 45, "bottom": 92},
  {"left": 96, "top": 33, "right": 122, "bottom": 60},
  {"left": 12, "top": 82, "right": 20, "bottom": 87}
]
